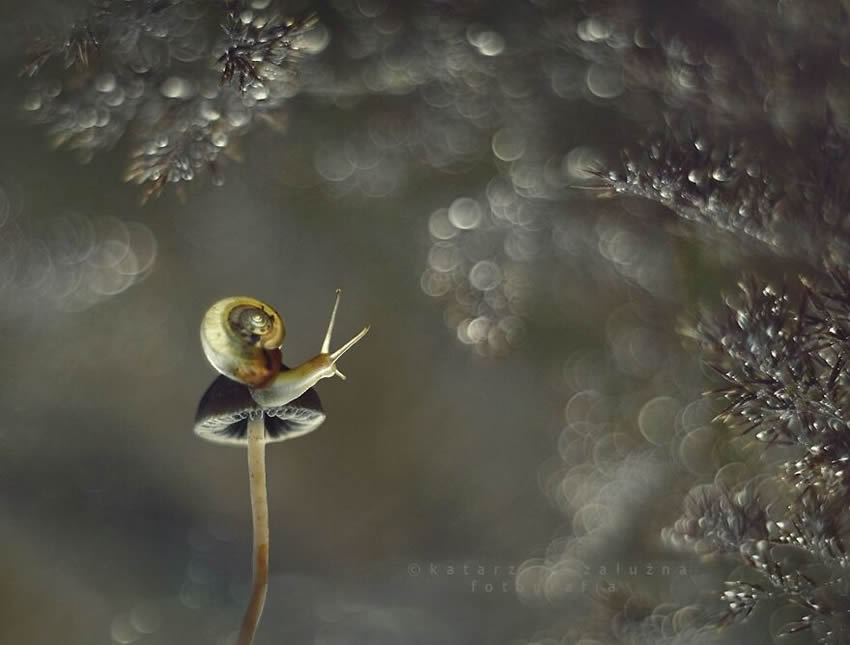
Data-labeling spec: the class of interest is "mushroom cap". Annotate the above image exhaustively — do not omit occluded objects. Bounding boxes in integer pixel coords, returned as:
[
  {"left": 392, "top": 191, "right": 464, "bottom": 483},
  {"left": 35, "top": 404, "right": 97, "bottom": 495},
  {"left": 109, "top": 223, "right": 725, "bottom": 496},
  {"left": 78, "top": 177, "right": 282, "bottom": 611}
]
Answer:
[{"left": 194, "top": 368, "right": 326, "bottom": 445}]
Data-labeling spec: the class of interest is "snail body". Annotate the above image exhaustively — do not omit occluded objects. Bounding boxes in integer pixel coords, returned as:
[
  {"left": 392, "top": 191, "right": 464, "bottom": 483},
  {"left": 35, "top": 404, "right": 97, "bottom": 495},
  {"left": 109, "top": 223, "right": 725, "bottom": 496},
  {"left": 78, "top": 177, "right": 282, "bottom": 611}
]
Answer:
[
  {"left": 199, "top": 291, "right": 370, "bottom": 410},
  {"left": 200, "top": 297, "right": 285, "bottom": 388}
]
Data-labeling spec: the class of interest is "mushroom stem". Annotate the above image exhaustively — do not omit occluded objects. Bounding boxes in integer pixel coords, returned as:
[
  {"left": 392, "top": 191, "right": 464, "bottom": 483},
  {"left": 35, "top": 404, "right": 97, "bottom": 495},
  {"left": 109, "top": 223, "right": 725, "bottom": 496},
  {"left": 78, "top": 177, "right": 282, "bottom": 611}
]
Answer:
[{"left": 237, "top": 415, "right": 269, "bottom": 645}]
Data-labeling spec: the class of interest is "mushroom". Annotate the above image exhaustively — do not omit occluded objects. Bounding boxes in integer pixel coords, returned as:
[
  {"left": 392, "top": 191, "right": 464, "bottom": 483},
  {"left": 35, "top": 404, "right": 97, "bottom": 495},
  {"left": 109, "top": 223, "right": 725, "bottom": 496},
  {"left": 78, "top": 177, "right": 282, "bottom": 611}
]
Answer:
[{"left": 194, "top": 290, "right": 369, "bottom": 645}]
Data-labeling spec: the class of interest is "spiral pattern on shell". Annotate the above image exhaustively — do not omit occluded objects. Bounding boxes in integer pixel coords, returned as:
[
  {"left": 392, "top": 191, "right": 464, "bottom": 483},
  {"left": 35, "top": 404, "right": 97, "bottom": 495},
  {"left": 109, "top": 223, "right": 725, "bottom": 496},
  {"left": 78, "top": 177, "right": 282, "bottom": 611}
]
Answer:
[
  {"left": 227, "top": 302, "right": 283, "bottom": 349},
  {"left": 200, "top": 297, "right": 285, "bottom": 387}
]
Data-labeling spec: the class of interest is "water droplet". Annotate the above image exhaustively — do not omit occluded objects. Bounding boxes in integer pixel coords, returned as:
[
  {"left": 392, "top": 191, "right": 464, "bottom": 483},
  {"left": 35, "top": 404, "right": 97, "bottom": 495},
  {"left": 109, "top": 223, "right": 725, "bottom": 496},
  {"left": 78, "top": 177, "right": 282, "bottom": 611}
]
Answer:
[
  {"left": 448, "top": 197, "right": 483, "bottom": 229},
  {"left": 586, "top": 63, "right": 624, "bottom": 99},
  {"left": 492, "top": 128, "right": 526, "bottom": 161},
  {"left": 160, "top": 76, "right": 195, "bottom": 99},
  {"left": 469, "top": 260, "right": 503, "bottom": 291}
]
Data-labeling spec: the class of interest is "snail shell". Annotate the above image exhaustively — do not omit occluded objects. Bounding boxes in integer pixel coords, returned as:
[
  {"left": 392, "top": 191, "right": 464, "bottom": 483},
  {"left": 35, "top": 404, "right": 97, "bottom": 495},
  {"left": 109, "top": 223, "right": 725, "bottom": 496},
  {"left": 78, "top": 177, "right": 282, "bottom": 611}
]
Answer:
[{"left": 200, "top": 297, "right": 285, "bottom": 388}]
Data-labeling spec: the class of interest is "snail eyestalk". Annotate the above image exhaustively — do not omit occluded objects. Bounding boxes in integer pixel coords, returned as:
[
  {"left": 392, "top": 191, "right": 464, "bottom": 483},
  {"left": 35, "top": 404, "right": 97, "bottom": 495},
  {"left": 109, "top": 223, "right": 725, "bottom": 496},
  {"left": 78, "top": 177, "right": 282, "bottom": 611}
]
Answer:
[
  {"left": 328, "top": 324, "right": 371, "bottom": 381},
  {"left": 321, "top": 289, "right": 342, "bottom": 354},
  {"left": 248, "top": 290, "right": 370, "bottom": 408},
  {"left": 321, "top": 289, "right": 369, "bottom": 381}
]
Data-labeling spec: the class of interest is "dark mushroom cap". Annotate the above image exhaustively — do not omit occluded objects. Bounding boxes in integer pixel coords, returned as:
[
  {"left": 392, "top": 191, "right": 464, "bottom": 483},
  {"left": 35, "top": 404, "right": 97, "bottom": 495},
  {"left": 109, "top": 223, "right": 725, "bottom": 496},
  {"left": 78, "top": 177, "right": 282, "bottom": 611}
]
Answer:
[{"left": 194, "top": 369, "right": 326, "bottom": 445}]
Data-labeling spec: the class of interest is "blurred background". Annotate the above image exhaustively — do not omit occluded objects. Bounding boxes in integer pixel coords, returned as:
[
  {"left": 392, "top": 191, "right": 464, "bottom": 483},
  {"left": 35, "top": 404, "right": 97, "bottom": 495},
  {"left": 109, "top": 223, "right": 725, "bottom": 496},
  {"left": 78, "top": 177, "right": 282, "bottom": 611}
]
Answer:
[{"left": 0, "top": 0, "right": 841, "bottom": 643}]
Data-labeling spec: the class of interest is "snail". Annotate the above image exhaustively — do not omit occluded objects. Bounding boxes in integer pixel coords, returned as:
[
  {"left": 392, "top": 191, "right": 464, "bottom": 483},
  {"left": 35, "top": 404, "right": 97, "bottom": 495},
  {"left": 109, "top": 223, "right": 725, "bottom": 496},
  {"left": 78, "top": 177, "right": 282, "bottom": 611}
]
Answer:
[{"left": 194, "top": 290, "right": 369, "bottom": 645}]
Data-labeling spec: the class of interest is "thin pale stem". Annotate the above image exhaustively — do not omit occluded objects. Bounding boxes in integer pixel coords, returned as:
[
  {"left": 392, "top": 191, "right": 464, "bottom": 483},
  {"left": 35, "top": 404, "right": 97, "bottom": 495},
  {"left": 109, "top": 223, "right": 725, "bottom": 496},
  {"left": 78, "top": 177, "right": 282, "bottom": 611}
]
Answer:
[
  {"left": 329, "top": 325, "right": 371, "bottom": 362},
  {"left": 321, "top": 289, "right": 342, "bottom": 354},
  {"left": 237, "top": 415, "right": 269, "bottom": 645}
]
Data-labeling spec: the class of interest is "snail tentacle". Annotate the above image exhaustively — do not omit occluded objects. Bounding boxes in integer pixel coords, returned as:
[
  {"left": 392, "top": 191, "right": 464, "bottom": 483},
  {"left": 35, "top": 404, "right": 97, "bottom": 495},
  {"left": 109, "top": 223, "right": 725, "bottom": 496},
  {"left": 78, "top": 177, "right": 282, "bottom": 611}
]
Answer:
[{"left": 250, "top": 291, "right": 370, "bottom": 408}]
